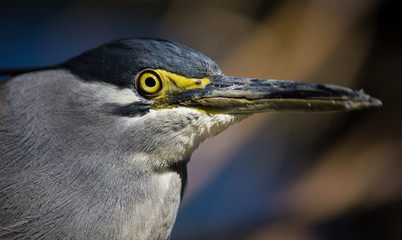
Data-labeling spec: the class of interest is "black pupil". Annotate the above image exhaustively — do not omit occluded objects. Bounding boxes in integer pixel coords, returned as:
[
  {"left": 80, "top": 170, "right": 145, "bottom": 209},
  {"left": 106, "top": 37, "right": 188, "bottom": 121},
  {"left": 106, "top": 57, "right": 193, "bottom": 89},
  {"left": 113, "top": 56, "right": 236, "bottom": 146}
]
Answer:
[{"left": 145, "top": 77, "right": 156, "bottom": 87}]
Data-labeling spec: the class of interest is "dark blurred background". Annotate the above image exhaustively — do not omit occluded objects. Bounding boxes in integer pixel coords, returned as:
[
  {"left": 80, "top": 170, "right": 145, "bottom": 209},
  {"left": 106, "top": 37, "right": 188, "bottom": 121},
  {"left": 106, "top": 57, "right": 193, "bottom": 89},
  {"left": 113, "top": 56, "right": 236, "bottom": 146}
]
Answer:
[{"left": 1, "top": 0, "right": 401, "bottom": 239}]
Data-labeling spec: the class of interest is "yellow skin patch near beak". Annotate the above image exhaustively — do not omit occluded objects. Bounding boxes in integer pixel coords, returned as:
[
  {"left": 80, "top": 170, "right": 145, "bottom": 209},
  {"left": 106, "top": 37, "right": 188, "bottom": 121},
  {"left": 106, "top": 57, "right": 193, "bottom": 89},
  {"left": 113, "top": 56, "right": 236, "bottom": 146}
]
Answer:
[
  {"left": 135, "top": 69, "right": 210, "bottom": 109},
  {"left": 153, "top": 69, "right": 210, "bottom": 98}
]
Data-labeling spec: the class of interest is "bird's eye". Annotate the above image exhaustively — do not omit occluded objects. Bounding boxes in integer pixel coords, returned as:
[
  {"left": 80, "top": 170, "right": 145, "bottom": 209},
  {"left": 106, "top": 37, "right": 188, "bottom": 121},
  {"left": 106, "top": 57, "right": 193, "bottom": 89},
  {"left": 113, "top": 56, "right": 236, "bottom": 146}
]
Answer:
[{"left": 136, "top": 70, "right": 162, "bottom": 96}]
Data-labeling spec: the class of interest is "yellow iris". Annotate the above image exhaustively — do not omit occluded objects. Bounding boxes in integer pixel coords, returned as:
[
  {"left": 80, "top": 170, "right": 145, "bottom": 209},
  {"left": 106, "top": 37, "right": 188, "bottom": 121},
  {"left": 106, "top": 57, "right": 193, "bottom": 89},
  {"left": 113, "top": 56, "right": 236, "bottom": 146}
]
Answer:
[{"left": 137, "top": 71, "right": 162, "bottom": 95}]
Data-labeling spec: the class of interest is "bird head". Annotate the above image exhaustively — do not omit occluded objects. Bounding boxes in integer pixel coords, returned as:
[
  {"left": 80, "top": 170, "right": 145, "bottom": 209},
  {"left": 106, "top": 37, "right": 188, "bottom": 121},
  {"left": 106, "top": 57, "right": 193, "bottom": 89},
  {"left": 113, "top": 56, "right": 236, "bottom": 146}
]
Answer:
[{"left": 52, "top": 38, "right": 380, "bottom": 168}]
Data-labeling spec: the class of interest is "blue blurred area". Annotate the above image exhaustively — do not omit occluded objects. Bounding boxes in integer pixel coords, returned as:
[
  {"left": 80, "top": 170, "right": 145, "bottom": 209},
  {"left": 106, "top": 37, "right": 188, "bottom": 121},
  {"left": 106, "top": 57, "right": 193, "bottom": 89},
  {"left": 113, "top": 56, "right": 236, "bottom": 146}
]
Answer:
[
  {"left": 0, "top": 1, "right": 167, "bottom": 68},
  {"left": 173, "top": 120, "right": 291, "bottom": 239}
]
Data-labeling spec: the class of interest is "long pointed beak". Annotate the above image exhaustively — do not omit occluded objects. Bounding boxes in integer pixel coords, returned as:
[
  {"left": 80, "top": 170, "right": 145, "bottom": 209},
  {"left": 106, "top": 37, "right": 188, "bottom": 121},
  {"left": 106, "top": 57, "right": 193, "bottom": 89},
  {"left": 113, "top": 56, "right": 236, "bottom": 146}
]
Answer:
[{"left": 172, "top": 75, "right": 382, "bottom": 114}]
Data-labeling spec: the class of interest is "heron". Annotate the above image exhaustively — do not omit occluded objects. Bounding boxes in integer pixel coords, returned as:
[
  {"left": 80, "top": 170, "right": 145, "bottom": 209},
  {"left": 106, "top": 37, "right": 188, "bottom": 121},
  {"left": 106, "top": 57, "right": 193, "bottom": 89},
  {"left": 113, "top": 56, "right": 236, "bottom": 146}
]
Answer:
[{"left": 0, "top": 38, "right": 381, "bottom": 239}]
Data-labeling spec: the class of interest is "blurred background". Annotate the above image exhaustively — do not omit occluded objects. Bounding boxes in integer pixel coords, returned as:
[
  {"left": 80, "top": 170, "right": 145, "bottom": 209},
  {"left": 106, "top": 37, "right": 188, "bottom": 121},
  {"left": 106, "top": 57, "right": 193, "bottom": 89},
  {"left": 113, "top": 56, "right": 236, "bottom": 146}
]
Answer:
[{"left": 1, "top": 0, "right": 400, "bottom": 239}]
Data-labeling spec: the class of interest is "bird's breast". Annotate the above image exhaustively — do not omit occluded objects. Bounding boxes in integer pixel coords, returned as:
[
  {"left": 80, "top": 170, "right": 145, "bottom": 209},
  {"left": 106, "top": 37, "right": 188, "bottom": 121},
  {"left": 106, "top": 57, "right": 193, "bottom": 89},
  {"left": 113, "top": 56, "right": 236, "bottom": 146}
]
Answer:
[{"left": 120, "top": 171, "right": 182, "bottom": 239}]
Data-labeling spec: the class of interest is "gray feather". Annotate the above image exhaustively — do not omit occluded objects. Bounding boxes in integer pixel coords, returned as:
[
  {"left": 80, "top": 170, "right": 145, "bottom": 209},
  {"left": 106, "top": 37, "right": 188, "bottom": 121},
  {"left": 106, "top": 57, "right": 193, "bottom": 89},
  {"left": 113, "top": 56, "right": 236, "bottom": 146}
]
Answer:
[{"left": 0, "top": 70, "right": 183, "bottom": 239}]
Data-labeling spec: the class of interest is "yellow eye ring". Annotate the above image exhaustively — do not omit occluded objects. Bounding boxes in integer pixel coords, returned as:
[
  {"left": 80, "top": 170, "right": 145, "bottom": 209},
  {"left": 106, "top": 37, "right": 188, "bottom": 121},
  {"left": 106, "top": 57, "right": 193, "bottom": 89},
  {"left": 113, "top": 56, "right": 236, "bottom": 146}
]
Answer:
[{"left": 136, "top": 70, "right": 162, "bottom": 96}]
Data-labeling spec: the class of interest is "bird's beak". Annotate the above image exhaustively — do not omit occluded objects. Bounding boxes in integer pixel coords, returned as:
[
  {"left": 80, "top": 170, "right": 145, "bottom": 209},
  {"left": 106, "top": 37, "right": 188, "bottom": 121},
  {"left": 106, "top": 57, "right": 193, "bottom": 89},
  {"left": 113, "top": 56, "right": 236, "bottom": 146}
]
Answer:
[{"left": 170, "top": 75, "right": 382, "bottom": 114}]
